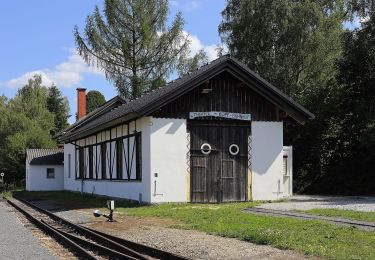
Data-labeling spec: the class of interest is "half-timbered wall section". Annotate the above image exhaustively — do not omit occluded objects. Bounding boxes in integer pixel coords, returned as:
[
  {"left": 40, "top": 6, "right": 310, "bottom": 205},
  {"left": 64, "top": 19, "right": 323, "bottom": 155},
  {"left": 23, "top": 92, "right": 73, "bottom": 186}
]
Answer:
[
  {"left": 73, "top": 120, "right": 142, "bottom": 182},
  {"left": 152, "top": 72, "right": 279, "bottom": 121},
  {"left": 63, "top": 117, "right": 188, "bottom": 203}
]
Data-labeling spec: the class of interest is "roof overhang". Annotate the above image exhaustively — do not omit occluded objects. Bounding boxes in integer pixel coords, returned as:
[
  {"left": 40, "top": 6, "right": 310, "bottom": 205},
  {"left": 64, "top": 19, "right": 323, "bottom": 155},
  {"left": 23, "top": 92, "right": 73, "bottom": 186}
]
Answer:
[{"left": 58, "top": 55, "right": 314, "bottom": 143}]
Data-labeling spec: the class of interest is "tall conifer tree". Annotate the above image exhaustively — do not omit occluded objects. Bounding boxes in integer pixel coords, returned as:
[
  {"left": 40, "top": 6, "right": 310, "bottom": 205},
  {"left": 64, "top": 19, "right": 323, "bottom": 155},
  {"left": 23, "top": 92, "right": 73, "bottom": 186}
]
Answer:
[
  {"left": 74, "top": 0, "right": 204, "bottom": 100},
  {"left": 47, "top": 85, "right": 70, "bottom": 136}
]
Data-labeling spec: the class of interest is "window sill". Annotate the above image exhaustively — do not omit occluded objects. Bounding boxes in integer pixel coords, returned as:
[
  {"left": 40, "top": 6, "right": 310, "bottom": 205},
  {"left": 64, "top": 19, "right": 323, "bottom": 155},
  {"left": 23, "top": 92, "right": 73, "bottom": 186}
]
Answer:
[{"left": 74, "top": 178, "right": 142, "bottom": 183}]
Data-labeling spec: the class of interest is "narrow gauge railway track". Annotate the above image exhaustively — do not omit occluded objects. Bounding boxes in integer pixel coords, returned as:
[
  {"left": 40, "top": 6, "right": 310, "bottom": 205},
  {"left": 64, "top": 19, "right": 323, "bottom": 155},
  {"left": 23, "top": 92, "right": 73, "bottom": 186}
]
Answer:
[
  {"left": 6, "top": 196, "right": 189, "bottom": 260},
  {"left": 244, "top": 207, "right": 375, "bottom": 230}
]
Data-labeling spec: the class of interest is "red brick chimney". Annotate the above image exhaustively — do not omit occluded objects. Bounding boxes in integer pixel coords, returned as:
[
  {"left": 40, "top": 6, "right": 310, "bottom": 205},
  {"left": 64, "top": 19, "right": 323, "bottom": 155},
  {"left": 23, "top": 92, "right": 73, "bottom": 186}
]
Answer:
[{"left": 76, "top": 88, "right": 86, "bottom": 120}]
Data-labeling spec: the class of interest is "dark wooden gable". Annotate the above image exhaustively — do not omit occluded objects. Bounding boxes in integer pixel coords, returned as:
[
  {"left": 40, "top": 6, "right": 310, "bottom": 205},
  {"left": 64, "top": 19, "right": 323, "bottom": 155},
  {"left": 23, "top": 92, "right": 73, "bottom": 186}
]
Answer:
[{"left": 152, "top": 71, "right": 279, "bottom": 121}]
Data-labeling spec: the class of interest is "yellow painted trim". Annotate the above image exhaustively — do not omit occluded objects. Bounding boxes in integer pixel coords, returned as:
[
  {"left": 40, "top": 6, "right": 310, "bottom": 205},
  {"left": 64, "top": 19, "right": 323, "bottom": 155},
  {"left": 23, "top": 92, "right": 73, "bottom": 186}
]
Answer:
[
  {"left": 247, "top": 169, "right": 252, "bottom": 201},
  {"left": 186, "top": 171, "right": 190, "bottom": 202}
]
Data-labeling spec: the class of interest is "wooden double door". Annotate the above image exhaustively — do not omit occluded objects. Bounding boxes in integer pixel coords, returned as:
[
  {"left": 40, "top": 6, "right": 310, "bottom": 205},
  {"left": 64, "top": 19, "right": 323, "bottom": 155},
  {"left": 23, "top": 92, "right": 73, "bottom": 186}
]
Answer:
[{"left": 189, "top": 122, "right": 250, "bottom": 203}]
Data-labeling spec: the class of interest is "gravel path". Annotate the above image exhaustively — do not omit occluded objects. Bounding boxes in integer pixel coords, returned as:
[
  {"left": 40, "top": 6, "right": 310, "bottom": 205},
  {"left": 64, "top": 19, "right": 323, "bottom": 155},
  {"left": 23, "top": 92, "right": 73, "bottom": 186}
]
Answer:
[
  {"left": 258, "top": 195, "right": 375, "bottom": 212},
  {"left": 107, "top": 226, "right": 315, "bottom": 259},
  {"left": 0, "top": 200, "right": 57, "bottom": 260}
]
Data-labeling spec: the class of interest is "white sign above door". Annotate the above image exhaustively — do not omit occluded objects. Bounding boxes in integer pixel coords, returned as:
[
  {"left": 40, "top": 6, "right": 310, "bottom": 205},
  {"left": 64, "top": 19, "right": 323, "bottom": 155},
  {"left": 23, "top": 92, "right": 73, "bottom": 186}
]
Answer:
[{"left": 189, "top": 111, "right": 251, "bottom": 121}]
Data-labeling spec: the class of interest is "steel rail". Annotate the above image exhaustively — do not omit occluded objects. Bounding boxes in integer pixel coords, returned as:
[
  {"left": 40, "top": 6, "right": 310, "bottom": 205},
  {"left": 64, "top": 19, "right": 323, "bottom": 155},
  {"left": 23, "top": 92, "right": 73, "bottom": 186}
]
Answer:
[
  {"left": 83, "top": 226, "right": 187, "bottom": 260},
  {"left": 244, "top": 207, "right": 375, "bottom": 229},
  {"left": 41, "top": 219, "right": 138, "bottom": 260},
  {"left": 11, "top": 196, "right": 150, "bottom": 259},
  {"left": 12, "top": 196, "right": 189, "bottom": 260},
  {"left": 6, "top": 199, "right": 97, "bottom": 260}
]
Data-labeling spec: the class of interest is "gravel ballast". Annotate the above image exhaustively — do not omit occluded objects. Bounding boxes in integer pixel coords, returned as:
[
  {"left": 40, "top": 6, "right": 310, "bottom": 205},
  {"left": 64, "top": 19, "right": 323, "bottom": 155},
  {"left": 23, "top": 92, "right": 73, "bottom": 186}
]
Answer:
[
  {"left": 102, "top": 225, "right": 315, "bottom": 259},
  {"left": 80, "top": 210, "right": 317, "bottom": 259},
  {"left": 257, "top": 195, "right": 375, "bottom": 212},
  {"left": 0, "top": 200, "right": 57, "bottom": 260}
]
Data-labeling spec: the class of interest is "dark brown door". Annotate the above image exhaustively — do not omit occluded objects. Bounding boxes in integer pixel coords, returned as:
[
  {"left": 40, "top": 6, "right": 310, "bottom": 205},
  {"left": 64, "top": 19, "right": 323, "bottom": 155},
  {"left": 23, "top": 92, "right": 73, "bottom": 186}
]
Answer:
[{"left": 190, "top": 122, "right": 249, "bottom": 203}]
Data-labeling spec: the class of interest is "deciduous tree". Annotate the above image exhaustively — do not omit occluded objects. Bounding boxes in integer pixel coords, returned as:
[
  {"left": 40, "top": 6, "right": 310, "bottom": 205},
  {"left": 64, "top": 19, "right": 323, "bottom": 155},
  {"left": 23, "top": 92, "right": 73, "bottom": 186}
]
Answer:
[
  {"left": 219, "top": 0, "right": 344, "bottom": 98},
  {"left": 86, "top": 90, "right": 106, "bottom": 113},
  {"left": 0, "top": 75, "right": 56, "bottom": 183},
  {"left": 219, "top": 0, "right": 375, "bottom": 195}
]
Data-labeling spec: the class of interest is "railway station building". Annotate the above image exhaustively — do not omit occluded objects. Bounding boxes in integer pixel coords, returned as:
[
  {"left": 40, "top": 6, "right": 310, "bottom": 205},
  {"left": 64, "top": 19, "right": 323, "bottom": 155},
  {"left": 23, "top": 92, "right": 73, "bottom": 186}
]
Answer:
[{"left": 51, "top": 55, "right": 313, "bottom": 203}]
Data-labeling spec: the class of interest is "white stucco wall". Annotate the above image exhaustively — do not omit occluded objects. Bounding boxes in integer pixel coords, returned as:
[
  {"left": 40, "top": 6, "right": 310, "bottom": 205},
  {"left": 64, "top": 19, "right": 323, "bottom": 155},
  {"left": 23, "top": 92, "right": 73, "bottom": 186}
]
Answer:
[
  {"left": 64, "top": 117, "right": 152, "bottom": 202},
  {"left": 251, "top": 121, "right": 284, "bottom": 200},
  {"left": 26, "top": 164, "right": 64, "bottom": 191},
  {"left": 149, "top": 117, "right": 188, "bottom": 203},
  {"left": 62, "top": 117, "right": 286, "bottom": 202}
]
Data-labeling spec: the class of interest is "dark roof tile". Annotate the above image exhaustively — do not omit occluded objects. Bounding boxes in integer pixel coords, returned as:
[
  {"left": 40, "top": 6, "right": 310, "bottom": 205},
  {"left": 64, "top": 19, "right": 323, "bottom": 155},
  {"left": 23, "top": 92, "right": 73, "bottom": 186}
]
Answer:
[
  {"left": 26, "top": 149, "right": 64, "bottom": 165},
  {"left": 59, "top": 55, "right": 314, "bottom": 142}
]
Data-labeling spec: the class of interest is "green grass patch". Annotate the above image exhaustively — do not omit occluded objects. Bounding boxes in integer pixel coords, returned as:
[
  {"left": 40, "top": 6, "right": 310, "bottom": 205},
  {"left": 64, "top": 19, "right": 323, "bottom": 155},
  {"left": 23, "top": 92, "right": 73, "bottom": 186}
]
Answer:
[
  {"left": 1, "top": 190, "right": 13, "bottom": 198},
  {"left": 12, "top": 190, "right": 138, "bottom": 209},
  {"left": 15, "top": 190, "right": 375, "bottom": 260},
  {"left": 300, "top": 208, "right": 375, "bottom": 223}
]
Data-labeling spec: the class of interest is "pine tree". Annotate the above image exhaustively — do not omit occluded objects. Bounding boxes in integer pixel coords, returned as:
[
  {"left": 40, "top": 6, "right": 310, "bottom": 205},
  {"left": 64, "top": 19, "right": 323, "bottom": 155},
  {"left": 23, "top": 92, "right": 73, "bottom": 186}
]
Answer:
[{"left": 47, "top": 84, "right": 70, "bottom": 136}]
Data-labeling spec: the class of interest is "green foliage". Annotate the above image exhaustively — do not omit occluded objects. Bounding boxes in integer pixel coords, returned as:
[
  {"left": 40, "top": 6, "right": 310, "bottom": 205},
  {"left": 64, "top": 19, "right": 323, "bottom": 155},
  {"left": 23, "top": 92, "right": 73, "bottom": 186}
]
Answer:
[
  {"left": 220, "top": 1, "right": 375, "bottom": 195},
  {"left": 47, "top": 84, "right": 70, "bottom": 136},
  {"left": 74, "top": 0, "right": 207, "bottom": 100},
  {"left": 177, "top": 49, "right": 209, "bottom": 76},
  {"left": 219, "top": 0, "right": 344, "bottom": 97},
  {"left": 0, "top": 75, "right": 63, "bottom": 182},
  {"left": 86, "top": 90, "right": 106, "bottom": 113},
  {"left": 292, "top": 14, "right": 375, "bottom": 195},
  {"left": 310, "top": 14, "right": 375, "bottom": 194}
]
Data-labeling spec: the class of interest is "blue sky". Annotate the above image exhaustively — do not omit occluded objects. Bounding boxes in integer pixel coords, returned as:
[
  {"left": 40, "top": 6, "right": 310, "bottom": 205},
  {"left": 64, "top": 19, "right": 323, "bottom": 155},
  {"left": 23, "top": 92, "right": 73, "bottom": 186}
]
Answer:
[{"left": 0, "top": 0, "right": 226, "bottom": 123}]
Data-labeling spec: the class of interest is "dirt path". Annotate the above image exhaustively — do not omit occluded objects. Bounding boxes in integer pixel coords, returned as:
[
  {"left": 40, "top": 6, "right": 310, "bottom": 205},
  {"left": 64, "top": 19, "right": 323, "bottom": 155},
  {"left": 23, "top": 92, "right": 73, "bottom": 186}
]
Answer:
[{"left": 83, "top": 212, "right": 316, "bottom": 260}]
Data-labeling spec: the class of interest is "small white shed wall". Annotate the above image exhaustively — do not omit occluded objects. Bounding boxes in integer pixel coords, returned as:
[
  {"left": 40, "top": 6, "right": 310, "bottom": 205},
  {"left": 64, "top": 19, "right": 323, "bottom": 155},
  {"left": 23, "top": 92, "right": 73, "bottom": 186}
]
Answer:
[
  {"left": 26, "top": 164, "right": 64, "bottom": 191},
  {"left": 149, "top": 117, "right": 188, "bottom": 203},
  {"left": 63, "top": 117, "right": 152, "bottom": 202},
  {"left": 251, "top": 121, "right": 284, "bottom": 200}
]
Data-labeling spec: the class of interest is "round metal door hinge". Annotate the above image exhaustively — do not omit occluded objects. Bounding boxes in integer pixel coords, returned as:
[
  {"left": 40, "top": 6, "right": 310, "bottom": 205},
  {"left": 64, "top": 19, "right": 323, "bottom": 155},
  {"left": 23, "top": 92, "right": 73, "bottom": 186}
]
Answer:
[
  {"left": 201, "top": 143, "right": 212, "bottom": 155},
  {"left": 229, "top": 144, "right": 239, "bottom": 156}
]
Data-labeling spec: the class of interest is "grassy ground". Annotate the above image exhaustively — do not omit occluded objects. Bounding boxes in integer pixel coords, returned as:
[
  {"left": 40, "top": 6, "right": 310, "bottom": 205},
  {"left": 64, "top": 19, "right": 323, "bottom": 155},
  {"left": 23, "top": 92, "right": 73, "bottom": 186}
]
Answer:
[
  {"left": 11, "top": 191, "right": 375, "bottom": 260},
  {"left": 300, "top": 208, "right": 375, "bottom": 223},
  {"left": 1, "top": 190, "right": 13, "bottom": 198}
]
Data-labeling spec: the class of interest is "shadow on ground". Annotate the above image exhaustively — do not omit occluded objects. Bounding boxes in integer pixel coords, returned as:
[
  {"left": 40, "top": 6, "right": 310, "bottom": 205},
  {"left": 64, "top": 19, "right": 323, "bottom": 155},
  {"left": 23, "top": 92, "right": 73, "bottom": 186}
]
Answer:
[{"left": 12, "top": 190, "right": 147, "bottom": 211}]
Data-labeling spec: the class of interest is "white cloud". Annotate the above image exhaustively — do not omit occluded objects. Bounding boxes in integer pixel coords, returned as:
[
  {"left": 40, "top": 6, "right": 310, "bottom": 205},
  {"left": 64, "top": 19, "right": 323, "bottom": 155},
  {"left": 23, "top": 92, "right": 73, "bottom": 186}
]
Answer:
[
  {"left": 1, "top": 32, "right": 226, "bottom": 90},
  {"left": 1, "top": 49, "right": 104, "bottom": 89},
  {"left": 170, "top": 0, "right": 204, "bottom": 11},
  {"left": 184, "top": 31, "right": 227, "bottom": 61},
  {"left": 360, "top": 15, "right": 370, "bottom": 23}
]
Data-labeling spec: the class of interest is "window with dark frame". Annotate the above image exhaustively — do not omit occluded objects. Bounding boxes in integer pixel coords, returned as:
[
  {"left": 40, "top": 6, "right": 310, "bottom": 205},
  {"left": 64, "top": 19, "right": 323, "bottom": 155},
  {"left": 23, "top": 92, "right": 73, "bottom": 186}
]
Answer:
[
  {"left": 46, "top": 168, "right": 55, "bottom": 179},
  {"left": 100, "top": 143, "right": 106, "bottom": 179},
  {"left": 79, "top": 147, "right": 84, "bottom": 179},
  {"left": 88, "top": 146, "right": 93, "bottom": 179},
  {"left": 116, "top": 139, "right": 123, "bottom": 179},
  {"left": 136, "top": 133, "right": 142, "bottom": 180},
  {"left": 75, "top": 132, "right": 142, "bottom": 181},
  {"left": 68, "top": 154, "right": 71, "bottom": 178}
]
